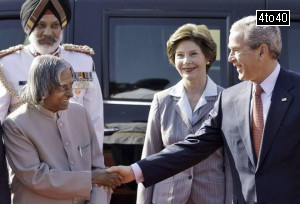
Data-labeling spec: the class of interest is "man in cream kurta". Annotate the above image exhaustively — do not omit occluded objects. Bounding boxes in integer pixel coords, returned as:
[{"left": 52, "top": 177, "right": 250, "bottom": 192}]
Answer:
[{"left": 3, "top": 102, "right": 104, "bottom": 203}]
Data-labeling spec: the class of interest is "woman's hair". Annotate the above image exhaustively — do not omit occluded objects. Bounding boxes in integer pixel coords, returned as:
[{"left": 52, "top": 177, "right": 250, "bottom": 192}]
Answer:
[
  {"left": 230, "top": 15, "right": 282, "bottom": 59},
  {"left": 167, "top": 23, "right": 217, "bottom": 72},
  {"left": 20, "top": 55, "right": 75, "bottom": 105}
]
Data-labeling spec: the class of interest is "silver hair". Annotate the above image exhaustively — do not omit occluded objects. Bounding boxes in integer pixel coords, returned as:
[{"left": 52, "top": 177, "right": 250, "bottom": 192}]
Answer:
[
  {"left": 230, "top": 15, "right": 282, "bottom": 59},
  {"left": 20, "top": 55, "right": 74, "bottom": 105}
]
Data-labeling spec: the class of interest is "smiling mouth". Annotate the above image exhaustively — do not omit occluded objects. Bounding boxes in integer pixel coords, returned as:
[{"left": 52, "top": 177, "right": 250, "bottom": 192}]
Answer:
[
  {"left": 62, "top": 100, "right": 70, "bottom": 104},
  {"left": 233, "top": 64, "right": 242, "bottom": 69},
  {"left": 182, "top": 67, "right": 196, "bottom": 72}
]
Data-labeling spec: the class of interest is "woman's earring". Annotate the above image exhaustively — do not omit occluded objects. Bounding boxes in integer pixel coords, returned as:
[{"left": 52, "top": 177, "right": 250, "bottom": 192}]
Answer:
[{"left": 41, "top": 96, "right": 46, "bottom": 103}]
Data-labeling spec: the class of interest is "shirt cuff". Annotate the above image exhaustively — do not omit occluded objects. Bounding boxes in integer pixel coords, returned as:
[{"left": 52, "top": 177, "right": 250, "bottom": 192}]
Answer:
[{"left": 131, "top": 163, "right": 144, "bottom": 183}]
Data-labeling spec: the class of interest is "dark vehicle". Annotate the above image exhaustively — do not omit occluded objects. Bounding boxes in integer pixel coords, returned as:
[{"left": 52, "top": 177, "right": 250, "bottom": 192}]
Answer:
[{"left": 1, "top": 0, "right": 299, "bottom": 203}]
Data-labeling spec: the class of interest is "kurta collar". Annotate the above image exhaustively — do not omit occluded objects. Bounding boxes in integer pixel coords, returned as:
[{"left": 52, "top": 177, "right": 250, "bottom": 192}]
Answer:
[{"left": 34, "top": 105, "right": 61, "bottom": 119}]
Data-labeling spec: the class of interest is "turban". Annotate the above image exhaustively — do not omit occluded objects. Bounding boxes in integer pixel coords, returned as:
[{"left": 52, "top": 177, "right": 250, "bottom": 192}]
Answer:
[{"left": 20, "top": 0, "right": 71, "bottom": 34}]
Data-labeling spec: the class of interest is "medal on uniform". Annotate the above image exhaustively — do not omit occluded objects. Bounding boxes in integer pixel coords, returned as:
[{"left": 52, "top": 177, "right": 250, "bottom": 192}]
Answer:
[
  {"left": 73, "top": 89, "right": 81, "bottom": 100},
  {"left": 72, "top": 72, "right": 94, "bottom": 100}
]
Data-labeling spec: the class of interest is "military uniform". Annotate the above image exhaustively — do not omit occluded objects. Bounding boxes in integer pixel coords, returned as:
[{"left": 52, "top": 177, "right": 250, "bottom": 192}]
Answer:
[{"left": 0, "top": 44, "right": 104, "bottom": 148}]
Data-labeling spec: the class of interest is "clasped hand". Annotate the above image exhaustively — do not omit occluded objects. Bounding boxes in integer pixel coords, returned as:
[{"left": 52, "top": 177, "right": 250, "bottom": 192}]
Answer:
[
  {"left": 92, "top": 166, "right": 135, "bottom": 193},
  {"left": 91, "top": 169, "right": 123, "bottom": 189}
]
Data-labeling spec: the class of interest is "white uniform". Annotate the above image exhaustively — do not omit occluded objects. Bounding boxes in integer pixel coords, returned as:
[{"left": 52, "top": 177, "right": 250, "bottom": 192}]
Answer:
[{"left": 0, "top": 44, "right": 104, "bottom": 149}]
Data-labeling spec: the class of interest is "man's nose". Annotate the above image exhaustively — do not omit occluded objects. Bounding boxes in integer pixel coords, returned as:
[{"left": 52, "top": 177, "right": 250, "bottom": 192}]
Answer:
[
  {"left": 65, "top": 88, "right": 73, "bottom": 97},
  {"left": 228, "top": 52, "right": 235, "bottom": 63},
  {"left": 43, "top": 27, "right": 52, "bottom": 36}
]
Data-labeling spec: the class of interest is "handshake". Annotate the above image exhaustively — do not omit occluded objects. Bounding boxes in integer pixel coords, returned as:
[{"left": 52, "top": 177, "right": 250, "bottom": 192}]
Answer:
[{"left": 91, "top": 165, "right": 135, "bottom": 191}]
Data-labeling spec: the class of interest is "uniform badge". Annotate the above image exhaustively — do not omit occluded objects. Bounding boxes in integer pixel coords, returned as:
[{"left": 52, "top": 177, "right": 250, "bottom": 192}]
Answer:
[
  {"left": 72, "top": 72, "right": 94, "bottom": 89},
  {"left": 73, "top": 81, "right": 93, "bottom": 89},
  {"left": 72, "top": 72, "right": 94, "bottom": 101}
]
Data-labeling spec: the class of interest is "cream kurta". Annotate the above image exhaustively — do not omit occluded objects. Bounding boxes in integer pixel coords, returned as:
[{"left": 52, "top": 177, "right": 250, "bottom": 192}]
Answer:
[{"left": 3, "top": 102, "right": 104, "bottom": 204}]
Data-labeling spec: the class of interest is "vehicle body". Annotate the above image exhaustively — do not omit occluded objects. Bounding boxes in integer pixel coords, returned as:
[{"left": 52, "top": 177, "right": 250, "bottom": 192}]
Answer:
[{"left": 1, "top": 1, "right": 300, "bottom": 203}]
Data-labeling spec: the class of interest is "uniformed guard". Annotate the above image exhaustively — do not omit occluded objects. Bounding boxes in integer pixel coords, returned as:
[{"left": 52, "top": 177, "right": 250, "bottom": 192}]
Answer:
[{"left": 0, "top": 0, "right": 109, "bottom": 202}]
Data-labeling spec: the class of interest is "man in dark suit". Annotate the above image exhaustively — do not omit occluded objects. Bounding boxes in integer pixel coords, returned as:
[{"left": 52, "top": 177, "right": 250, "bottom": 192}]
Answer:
[
  {"left": 0, "top": 123, "right": 10, "bottom": 204},
  {"left": 107, "top": 15, "right": 300, "bottom": 203}
]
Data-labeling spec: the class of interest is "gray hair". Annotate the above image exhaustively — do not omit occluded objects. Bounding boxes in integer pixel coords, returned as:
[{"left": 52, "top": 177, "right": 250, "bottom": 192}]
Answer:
[
  {"left": 20, "top": 55, "right": 74, "bottom": 105},
  {"left": 230, "top": 15, "right": 282, "bottom": 59}
]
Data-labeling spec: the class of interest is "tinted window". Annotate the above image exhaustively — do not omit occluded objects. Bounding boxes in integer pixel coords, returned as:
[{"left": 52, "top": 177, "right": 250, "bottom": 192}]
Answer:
[
  {"left": 0, "top": 19, "right": 25, "bottom": 50},
  {"left": 106, "top": 17, "right": 226, "bottom": 100}
]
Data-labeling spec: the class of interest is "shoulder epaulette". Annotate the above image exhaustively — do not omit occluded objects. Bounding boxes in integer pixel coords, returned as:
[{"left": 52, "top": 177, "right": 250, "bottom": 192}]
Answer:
[
  {"left": 62, "top": 44, "right": 95, "bottom": 55},
  {"left": 0, "top": 44, "right": 24, "bottom": 58},
  {"left": 0, "top": 64, "right": 19, "bottom": 97}
]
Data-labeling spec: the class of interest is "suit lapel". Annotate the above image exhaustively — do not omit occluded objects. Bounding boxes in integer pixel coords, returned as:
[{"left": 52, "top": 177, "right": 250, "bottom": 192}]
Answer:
[
  {"left": 169, "top": 81, "right": 192, "bottom": 130},
  {"left": 258, "top": 69, "right": 294, "bottom": 167},
  {"left": 175, "top": 97, "right": 192, "bottom": 130},
  {"left": 192, "top": 96, "right": 216, "bottom": 125},
  {"left": 234, "top": 82, "right": 256, "bottom": 167},
  {"left": 175, "top": 94, "right": 217, "bottom": 130},
  {"left": 172, "top": 79, "right": 218, "bottom": 130}
]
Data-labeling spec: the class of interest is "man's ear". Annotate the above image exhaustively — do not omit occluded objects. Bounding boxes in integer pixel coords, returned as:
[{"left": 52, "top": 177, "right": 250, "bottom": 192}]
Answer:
[{"left": 258, "top": 44, "right": 268, "bottom": 59}]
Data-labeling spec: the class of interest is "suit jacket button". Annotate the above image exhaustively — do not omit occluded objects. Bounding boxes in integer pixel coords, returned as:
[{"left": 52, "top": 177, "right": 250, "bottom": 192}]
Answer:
[{"left": 188, "top": 175, "right": 192, "bottom": 179}]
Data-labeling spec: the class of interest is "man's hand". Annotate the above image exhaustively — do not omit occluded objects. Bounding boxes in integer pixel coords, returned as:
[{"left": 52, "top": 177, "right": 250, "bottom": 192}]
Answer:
[
  {"left": 91, "top": 169, "right": 122, "bottom": 188},
  {"left": 106, "top": 165, "right": 135, "bottom": 184}
]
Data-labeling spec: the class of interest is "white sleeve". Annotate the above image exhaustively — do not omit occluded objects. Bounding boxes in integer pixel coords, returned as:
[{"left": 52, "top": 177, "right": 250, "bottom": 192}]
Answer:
[
  {"left": 82, "top": 69, "right": 104, "bottom": 151},
  {"left": 0, "top": 64, "right": 11, "bottom": 123}
]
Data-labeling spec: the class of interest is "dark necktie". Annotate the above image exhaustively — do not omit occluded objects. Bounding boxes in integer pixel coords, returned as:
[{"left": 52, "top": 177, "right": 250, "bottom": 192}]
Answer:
[{"left": 252, "top": 84, "right": 264, "bottom": 158}]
